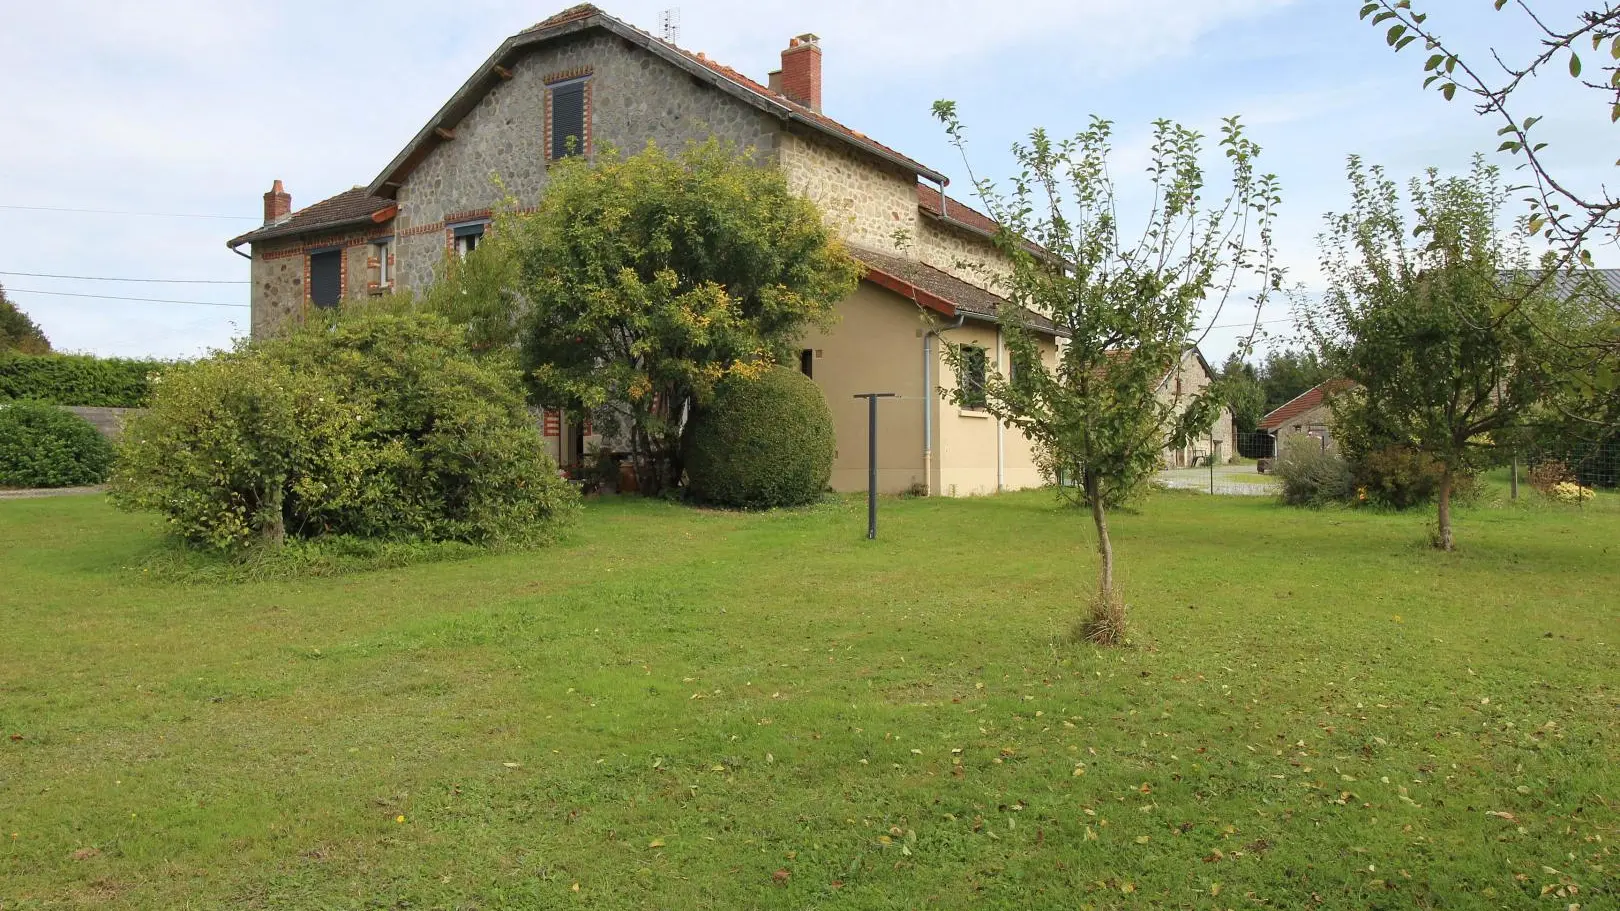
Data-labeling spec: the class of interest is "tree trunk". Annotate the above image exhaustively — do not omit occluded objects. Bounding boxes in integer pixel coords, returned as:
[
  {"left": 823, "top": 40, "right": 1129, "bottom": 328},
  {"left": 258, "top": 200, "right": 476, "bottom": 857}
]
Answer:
[
  {"left": 260, "top": 484, "right": 286, "bottom": 550},
  {"left": 1085, "top": 472, "right": 1114, "bottom": 596},
  {"left": 1435, "top": 467, "right": 1454, "bottom": 552}
]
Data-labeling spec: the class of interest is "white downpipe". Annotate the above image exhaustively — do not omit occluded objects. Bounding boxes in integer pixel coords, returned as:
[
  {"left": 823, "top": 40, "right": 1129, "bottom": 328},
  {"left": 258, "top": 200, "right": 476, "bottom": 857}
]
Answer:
[
  {"left": 923, "top": 315, "right": 965, "bottom": 496},
  {"left": 995, "top": 328, "right": 1005, "bottom": 492}
]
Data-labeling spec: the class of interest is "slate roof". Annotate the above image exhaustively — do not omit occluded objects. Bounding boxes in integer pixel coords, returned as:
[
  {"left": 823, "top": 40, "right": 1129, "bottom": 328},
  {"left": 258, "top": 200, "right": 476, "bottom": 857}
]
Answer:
[
  {"left": 228, "top": 188, "right": 394, "bottom": 249},
  {"left": 851, "top": 246, "right": 1062, "bottom": 336},
  {"left": 1504, "top": 268, "right": 1620, "bottom": 303},
  {"left": 1258, "top": 379, "right": 1355, "bottom": 432}
]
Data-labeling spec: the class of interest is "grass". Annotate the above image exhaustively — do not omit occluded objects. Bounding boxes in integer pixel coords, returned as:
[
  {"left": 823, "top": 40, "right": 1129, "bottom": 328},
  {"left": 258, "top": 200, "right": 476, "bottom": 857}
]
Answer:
[{"left": 2, "top": 484, "right": 1617, "bottom": 909}]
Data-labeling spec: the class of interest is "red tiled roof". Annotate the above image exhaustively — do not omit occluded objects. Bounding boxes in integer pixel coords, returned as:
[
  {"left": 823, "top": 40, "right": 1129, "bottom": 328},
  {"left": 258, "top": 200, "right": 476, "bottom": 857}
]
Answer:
[
  {"left": 1258, "top": 379, "right": 1354, "bottom": 431},
  {"left": 851, "top": 246, "right": 1063, "bottom": 336},
  {"left": 228, "top": 188, "right": 395, "bottom": 248}
]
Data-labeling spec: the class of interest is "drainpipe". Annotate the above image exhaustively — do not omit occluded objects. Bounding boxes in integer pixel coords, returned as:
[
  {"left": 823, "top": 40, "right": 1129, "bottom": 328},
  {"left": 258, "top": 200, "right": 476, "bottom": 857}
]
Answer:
[
  {"left": 922, "top": 314, "right": 966, "bottom": 496},
  {"left": 995, "top": 327, "right": 1005, "bottom": 492}
]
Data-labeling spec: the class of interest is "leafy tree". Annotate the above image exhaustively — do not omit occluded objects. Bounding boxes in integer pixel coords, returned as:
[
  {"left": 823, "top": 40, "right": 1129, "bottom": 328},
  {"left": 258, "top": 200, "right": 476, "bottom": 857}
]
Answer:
[
  {"left": 1361, "top": 1, "right": 1620, "bottom": 420},
  {"left": 1215, "top": 352, "right": 1266, "bottom": 432},
  {"left": 932, "top": 104, "right": 1281, "bottom": 644},
  {"left": 1361, "top": 2, "right": 1619, "bottom": 263},
  {"left": 1303, "top": 156, "right": 1576, "bottom": 550},
  {"left": 1259, "top": 348, "right": 1330, "bottom": 413},
  {"left": 0, "top": 285, "right": 51, "bottom": 355},
  {"left": 508, "top": 141, "right": 860, "bottom": 495}
]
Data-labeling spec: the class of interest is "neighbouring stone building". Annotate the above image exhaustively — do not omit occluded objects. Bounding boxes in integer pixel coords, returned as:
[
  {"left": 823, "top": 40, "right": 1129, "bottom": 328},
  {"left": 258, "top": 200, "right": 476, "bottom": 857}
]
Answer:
[
  {"left": 1258, "top": 380, "right": 1355, "bottom": 453},
  {"left": 226, "top": 4, "right": 1212, "bottom": 495}
]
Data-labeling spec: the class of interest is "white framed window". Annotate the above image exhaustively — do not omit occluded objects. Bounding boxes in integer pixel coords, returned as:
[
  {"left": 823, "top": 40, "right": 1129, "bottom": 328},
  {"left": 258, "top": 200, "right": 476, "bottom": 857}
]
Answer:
[{"left": 373, "top": 238, "right": 391, "bottom": 286}]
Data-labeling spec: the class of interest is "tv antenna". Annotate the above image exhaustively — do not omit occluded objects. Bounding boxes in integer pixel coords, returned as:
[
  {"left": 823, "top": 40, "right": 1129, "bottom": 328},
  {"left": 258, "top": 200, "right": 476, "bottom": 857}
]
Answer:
[{"left": 659, "top": 8, "right": 680, "bottom": 44}]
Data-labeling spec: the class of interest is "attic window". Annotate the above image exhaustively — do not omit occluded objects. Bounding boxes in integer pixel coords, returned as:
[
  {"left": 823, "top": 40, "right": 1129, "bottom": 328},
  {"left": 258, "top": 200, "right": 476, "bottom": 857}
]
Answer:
[{"left": 547, "top": 77, "right": 590, "bottom": 161}]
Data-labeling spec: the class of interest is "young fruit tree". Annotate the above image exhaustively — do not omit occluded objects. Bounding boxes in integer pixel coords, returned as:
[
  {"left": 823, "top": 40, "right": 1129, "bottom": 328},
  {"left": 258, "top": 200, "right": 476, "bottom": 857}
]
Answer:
[
  {"left": 506, "top": 140, "right": 860, "bottom": 495},
  {"left": 931, "top": 104, "right": 1282, "bottom": 644},
  {"left": 1303, "top": 156, "right": 1577, "bottom": 550},
  {"left": 1360, "top": 2, "right": 1620, "bottom": 422}
]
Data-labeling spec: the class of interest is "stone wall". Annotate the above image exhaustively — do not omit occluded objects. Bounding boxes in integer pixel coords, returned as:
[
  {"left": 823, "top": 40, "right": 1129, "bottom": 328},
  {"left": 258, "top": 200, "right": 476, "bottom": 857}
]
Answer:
[
  {"left": 777, "top": 130, "right": 919, "bottom": 253},
  {"left": 913, "top": 216, "right": 1012, "bottom": 294},
  {"left": 392, "top": 31, "right": 782, "bottom": 292},
  {"left": 250, "top": 231, "right": 386, "bottom": 338}
]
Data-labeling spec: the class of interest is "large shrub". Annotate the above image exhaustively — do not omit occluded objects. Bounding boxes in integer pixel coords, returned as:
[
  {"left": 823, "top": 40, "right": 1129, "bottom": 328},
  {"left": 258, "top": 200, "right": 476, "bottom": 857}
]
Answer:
[
  {"left": 112, "top": 310, "right": 578, "bottom": 553},
  {"left": 684, "top": 366, "right": 835, "bottom": 509},
  {"left": 1274, "top": 435, "right": 1352, "bottom": 507},
  {"left": 0, "top": 402, "right": 115, "bottom": 488},
  {"left": 0, "top": 353, "right": 165, "bottom": 406},
  {"left": 1349, "top": 444, "right": 1451, "bottom": 509}
]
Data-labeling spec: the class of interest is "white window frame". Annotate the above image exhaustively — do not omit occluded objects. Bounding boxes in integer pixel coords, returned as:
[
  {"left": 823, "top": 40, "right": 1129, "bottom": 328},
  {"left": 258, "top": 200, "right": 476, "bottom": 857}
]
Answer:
[{"left": 373, "top": 238, "right": 391, "bottom": 285}]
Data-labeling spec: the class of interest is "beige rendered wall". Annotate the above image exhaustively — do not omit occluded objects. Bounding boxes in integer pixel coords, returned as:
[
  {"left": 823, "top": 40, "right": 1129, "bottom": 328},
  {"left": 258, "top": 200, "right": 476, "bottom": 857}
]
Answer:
[
  {"left": 933, "top": 320, "right": 1055, "bottom": 497},
  {"left": 801, "top": 283, "right": 930, "bottom": 494}
]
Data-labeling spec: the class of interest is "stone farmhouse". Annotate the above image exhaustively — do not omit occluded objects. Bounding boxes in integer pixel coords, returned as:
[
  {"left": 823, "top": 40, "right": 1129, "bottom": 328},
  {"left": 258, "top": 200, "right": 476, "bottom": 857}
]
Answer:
[{"left": 226, "top": 4, "right": 1214, "bottom": 496}]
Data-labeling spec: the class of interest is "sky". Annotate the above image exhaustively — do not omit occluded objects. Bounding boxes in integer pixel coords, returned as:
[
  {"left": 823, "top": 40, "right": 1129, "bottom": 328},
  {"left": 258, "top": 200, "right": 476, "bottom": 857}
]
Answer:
[{"left": 1, "top": 0, "right": 1613, "bottom": 364}]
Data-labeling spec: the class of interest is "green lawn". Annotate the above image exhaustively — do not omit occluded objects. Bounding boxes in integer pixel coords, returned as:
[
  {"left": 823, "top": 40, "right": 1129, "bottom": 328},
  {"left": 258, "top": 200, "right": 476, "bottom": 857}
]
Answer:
[{"left": 2, "top": 487, "right": 1616, "bottom": 909}]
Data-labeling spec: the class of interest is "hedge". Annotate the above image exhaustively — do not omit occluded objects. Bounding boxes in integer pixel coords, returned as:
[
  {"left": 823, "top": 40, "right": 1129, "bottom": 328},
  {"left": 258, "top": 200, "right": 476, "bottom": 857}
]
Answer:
[
  {"left": 0, "top": 353, "right": 167, "bottom": 407},
  {"left": 0, "top": 402, "right": 116, "bottom": 488}
]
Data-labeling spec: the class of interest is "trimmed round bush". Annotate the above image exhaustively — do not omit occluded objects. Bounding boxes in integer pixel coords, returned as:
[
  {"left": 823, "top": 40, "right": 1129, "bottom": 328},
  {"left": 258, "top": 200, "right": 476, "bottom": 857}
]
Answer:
[
  {"left": 684, "top": 366, "right": 835, "bottom": 509},
  {"left": 0, "top": 402, "right": 115, "bottom": 488}
]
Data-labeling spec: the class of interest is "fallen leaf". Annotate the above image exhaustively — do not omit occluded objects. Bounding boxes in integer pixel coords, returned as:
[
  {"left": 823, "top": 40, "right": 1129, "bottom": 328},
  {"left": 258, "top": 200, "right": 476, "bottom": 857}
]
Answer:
[
  {"left": 648, "top": 839, "right": 665, "bottom": 849},
  {"left": 773, "top": 868, "right": 791, "bottom": 885}
]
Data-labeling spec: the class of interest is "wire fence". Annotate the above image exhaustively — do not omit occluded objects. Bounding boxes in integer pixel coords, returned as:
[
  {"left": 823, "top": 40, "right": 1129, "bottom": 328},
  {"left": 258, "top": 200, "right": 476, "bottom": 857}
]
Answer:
[{"left": 1157, "top": 432, "right": 1280, "bottom": 495}]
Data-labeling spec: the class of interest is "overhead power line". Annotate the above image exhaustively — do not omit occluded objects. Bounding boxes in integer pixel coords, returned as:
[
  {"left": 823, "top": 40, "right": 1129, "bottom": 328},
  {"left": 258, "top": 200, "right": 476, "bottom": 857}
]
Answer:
[
  {"left": 0, "top": 204, "right": 256, "bottom": 220},
  {"left": 0, "top": 270, "right": 248, "bottom": 284},
  {"left": 7, "top": 288, "right": 248, "bottom": 309}
]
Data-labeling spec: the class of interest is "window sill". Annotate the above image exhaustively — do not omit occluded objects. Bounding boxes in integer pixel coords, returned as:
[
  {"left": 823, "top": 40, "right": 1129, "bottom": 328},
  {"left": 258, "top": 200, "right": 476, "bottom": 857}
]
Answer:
[{"left": 958, "top": 408, "right": 992, "bottom": 419}]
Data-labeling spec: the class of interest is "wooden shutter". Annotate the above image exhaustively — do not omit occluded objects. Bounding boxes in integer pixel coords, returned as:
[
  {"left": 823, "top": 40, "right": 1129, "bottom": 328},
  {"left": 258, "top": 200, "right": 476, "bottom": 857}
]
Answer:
[
  {"left": 309, "top": 250, "right": 342, "bottom": 309},
  {"left": 551, "top": 81, "right": 586, "bottom": 159}
]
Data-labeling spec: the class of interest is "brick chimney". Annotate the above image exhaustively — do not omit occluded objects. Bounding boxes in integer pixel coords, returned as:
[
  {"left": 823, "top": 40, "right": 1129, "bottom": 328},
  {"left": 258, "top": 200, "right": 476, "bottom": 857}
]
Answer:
[
  {"left": 263, "top": 179, "right": 292, "bottom": 226},
  {"left": 773, "top": 33, "right": 821, "bottom": 111}
]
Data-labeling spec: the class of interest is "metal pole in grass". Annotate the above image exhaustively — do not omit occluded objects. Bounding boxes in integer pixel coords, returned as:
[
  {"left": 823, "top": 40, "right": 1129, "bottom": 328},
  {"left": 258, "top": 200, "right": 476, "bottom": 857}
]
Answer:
[
  {"left": 853, "top": 393, "right": 897, "bottom": 540},
  {"left": 1209, "top": 432, "right": 1215, "bottom": 495}
]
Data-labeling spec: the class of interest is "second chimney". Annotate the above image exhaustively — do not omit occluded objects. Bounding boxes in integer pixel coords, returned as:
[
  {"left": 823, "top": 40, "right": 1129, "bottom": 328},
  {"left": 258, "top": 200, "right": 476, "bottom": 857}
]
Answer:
[
  {"left": 263, "top": 179, "right": 292, "bottom": 226},
  {"left": 773, "top": 33, "right": 821, "bottom": 111}
]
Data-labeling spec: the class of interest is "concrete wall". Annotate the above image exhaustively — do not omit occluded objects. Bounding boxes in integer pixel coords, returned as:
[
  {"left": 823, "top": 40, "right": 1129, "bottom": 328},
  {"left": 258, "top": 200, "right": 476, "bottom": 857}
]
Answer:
[
  {"left": 800, "top": 283, "right": 929, "bottom": 494},
  {"left": 391, "top": 31, "right": 782, "bottom": 293},
  {"left": 65, "top": 406, "right": 141, "bottom": 440}
]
